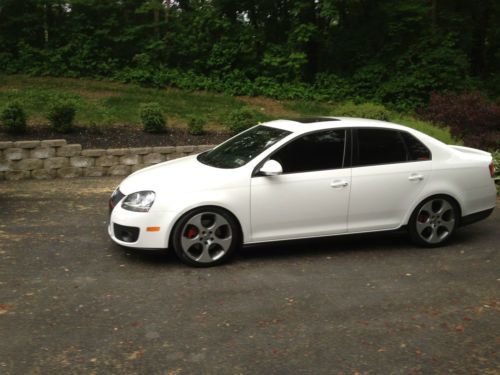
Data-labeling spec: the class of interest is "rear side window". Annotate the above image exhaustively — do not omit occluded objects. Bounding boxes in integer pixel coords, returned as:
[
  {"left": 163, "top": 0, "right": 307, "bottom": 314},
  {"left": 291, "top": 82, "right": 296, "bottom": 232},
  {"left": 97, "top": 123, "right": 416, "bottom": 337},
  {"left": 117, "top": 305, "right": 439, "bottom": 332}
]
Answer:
[
  {"left": 271, "top": 129, "right": 346, "bottom": 174},
  {"left": 401, "top": 132, "right": 431, "bottom": 161},
  {"left": 353, "top": 128, "right": 431, "bottom": 167},
  {"left": 354, "top": 129, "right": 407, "bottom": 166}
]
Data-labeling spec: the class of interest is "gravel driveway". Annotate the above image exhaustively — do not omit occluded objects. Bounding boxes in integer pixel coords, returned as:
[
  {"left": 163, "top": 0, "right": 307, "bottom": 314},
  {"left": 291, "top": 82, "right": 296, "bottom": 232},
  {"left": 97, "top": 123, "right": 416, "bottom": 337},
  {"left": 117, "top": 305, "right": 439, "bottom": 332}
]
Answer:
[{"left": 0, "top": 177, "right": 499, "bottom": 374}]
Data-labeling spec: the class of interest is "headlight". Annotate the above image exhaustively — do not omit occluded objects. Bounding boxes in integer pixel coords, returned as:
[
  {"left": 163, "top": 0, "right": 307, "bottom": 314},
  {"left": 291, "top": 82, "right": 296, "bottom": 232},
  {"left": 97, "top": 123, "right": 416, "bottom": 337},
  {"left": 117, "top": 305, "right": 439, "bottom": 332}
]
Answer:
[{"left": 122, "top": 191, "right": 156, "bottom": 212}]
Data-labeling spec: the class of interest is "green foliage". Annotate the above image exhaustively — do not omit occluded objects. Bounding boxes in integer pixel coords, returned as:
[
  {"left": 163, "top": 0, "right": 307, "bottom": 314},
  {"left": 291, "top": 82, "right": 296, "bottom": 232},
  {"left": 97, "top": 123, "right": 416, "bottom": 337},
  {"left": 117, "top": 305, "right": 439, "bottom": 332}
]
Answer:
[
  {"left": 284, "top": 100, "right": 334, "bottom": 116},
  {"left": 492, "top": 150, "right": 500, "bottom": 189},
  {"left": 187, "top": 117, "right": 206, "bottom": 136},
  {"left": 47, "top": 98, "right": 76, "bottom": 133},
  {"left": 390, "top": 115, "right": 459, "bottom": 146},
  {"left": 0, "top": 0, "right": 497, "bottom": 112},
  {"left": 1, "top": 101, "right": 27, "bottom": 134},
  {"left": 140, "top": 102, "right": 166, "bottom": 133},
  {"left": 492, "top": 149, "right": 500, "bottom": 194},
  {"left": 225, "top": 108, "right": 264, "bottom": 134},
  {"left": 334, "top": 102, "right": 391, "bottom": 121}
]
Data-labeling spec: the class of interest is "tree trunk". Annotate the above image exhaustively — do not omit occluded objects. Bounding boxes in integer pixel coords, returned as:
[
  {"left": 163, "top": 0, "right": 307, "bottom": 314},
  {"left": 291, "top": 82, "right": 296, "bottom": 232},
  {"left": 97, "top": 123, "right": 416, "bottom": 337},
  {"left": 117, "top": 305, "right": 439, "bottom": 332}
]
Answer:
[
  {"left": 431, "top": 0, "right": 438, "bottom": 32},
  {"left": 164, "top": 0, "right": 171, "bottom": 37},
  {"left": 470, "top": 0, "right": 490, "bottom": 76},
  {"left": 154, "top": 7, "right": 160, "bottom": 38},
  {"left": 43, "top": 2, "right": 49, "bottom": 46}
]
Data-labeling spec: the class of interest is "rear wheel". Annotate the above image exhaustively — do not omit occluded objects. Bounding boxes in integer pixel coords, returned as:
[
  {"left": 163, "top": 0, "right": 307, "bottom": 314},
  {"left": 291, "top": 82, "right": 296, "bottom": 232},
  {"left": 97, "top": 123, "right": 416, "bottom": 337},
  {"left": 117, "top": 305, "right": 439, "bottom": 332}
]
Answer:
[
  {"left": 408, "top": 196, "right": 458, "bottom": 247},
  {"left": 172, "top": 207, "right": 240, "bottom": 267}
]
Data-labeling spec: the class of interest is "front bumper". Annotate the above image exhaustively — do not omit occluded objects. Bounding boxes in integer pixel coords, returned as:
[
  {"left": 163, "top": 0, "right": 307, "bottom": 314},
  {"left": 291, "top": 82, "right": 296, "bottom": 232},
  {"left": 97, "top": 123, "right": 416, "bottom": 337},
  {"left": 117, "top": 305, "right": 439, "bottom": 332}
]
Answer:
[{"left": 108, "top": 205, "right": 177, "bottom": 250}]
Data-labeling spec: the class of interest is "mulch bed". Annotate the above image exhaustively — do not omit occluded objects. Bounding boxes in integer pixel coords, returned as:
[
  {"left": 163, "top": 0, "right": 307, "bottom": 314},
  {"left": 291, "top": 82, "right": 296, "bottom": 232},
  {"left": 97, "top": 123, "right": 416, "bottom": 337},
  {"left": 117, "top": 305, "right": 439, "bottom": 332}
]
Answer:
[{"left": 0, "top": 126, "right": 231, "bottom": 149}]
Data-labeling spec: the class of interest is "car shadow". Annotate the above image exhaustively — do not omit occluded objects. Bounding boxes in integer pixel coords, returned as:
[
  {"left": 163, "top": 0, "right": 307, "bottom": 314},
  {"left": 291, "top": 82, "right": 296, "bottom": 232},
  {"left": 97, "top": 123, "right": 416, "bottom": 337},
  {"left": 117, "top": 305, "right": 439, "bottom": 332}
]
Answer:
[
  {"left": 109, "top": 242, "right": 176, "bottom": 266},
  {"left": 108, "top": 227, "right": 482, "bottom": 267},
  {"left": 236, "top": 231, "right": 412, "bottom": 263}
]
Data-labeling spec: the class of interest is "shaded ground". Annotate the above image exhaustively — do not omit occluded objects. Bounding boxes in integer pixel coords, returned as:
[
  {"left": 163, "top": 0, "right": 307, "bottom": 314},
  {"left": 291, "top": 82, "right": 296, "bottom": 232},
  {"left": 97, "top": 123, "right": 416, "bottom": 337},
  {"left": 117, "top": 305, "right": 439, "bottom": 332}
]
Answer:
[
  {"left": 1, "top": 126, "right": 230, "bottom": 149},
  {"left": 0, "top": 177, "right": 499, "bottom": 374}
]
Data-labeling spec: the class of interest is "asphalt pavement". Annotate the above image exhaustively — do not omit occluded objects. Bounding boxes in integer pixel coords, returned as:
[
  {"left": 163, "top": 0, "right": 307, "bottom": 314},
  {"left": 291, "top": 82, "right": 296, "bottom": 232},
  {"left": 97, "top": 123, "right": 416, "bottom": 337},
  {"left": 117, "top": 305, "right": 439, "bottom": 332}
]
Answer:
[{"left": 0, "top": 177, "right": 499, "bottom": 374}]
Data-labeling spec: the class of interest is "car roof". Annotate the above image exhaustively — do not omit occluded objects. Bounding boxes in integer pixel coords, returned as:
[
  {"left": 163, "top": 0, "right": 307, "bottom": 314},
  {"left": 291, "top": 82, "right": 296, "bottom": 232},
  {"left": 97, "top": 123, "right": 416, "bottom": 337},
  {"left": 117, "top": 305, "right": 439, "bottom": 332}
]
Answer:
[{"left": 263, "top": 117, "right": 414, "bottom": 134}]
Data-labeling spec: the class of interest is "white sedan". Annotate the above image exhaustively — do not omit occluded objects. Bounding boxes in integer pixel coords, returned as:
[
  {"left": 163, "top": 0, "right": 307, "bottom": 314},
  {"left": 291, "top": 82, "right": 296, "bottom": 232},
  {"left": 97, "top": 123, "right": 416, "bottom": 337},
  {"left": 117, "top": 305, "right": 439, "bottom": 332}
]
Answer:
[{"left": 108, "top": 117, "right": 496, "bottom": 267}]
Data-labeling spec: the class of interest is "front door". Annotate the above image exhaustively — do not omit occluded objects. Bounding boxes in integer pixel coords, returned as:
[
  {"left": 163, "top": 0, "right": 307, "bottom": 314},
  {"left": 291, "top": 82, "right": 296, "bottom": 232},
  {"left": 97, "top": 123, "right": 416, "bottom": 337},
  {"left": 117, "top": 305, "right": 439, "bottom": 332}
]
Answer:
[{"left": 250, "top": 129, "right": 351, "bottom": 242}]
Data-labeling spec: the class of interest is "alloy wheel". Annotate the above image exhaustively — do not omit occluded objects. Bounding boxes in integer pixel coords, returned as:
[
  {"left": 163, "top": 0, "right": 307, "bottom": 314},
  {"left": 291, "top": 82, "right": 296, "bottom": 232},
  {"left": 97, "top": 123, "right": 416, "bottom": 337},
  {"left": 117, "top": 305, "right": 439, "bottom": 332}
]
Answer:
[
  {"left": 415, "top": 198, "right": 456, "bottom": 244},
  {"left": 180, "top": 212, "right": 233, "bottom": 264}
]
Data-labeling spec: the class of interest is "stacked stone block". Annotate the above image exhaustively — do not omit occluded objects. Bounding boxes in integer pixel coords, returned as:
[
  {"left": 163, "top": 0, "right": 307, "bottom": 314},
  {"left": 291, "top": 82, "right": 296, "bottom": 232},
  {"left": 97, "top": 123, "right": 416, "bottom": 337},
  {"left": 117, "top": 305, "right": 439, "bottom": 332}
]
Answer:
[{"left": 0, "top": 140, "right": 214, "bottom": 181}]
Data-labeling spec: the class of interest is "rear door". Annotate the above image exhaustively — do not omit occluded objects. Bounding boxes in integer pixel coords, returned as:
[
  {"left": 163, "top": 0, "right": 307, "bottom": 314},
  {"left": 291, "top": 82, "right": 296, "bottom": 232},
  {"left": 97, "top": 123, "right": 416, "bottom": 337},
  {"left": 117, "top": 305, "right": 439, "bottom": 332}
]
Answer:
[{"left": 348, "top": 128, "right": 432, "bottom": 232}]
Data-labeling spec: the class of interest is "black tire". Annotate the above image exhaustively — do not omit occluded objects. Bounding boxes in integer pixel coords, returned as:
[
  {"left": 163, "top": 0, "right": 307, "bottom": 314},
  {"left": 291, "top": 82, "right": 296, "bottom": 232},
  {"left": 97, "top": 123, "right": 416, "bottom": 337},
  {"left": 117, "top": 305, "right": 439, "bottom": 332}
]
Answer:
[
  {"left": 171, "top": 207, "right": 241, "bottom": 267},
  {"left": 408, "top": 195, "right": 459, "bottom": 247}
]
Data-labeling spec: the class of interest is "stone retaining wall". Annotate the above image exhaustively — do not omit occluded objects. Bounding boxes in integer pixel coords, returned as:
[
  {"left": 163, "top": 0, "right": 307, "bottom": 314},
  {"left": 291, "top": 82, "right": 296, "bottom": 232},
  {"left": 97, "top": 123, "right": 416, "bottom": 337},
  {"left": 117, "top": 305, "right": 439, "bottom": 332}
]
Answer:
[{"left": 0, "top": 140, "right": 214, "bottom": 181}]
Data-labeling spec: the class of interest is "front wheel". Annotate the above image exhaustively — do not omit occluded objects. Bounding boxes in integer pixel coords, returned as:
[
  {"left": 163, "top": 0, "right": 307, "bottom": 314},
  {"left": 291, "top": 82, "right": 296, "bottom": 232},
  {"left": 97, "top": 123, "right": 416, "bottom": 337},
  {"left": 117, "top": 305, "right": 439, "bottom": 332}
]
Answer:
[
  {"left": 408, "top": 196, "right": 459, "bottom": 247},
  {"left": 172, "top": 207, "right": 241, "bottom": 267}
]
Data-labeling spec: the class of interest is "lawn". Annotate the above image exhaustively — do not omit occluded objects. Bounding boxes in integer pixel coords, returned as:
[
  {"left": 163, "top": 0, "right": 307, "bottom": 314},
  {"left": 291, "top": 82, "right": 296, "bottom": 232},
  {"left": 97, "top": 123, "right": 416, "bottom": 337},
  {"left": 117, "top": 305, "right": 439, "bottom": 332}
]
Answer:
[{"left": 0, "top": 75, "right": 457, "bottom": 145}]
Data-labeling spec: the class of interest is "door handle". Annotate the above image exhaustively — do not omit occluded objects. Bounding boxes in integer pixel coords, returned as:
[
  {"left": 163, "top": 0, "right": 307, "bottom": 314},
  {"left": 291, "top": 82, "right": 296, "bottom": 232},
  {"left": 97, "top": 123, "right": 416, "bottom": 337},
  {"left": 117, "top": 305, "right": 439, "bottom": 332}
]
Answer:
[
  {"left": 408, "top": 174, "right": 424, "bottom": 182},
  {"left": 330, "top": 180, "right": 349, "bottom": 188}
]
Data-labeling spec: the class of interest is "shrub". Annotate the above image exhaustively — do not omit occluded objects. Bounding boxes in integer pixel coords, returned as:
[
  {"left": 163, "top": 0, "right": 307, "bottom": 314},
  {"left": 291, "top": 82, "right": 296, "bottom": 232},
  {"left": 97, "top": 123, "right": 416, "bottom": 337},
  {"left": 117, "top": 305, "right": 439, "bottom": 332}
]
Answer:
[
  {"left": 418, "top": 91, "right": 500, "bottom": 150},
  {"left": 224, "top": 108, "right": 263, "bottom": 134},
  {"left": 492, "top": 150, "right": 500, "bottom": 187},
  {"left": 334, "top": 102, "right": 391, "bottom": 121},
  {"left": 140, "top": 102, "right": 166, "bottom": 133},
  {"left": 1, "top": 102, "right": 27, "bottom": 134},
  {"left": 187, "top": 117, "right": 205, "bottom": 135},
  {"left": 47, "top": 99, "right": 76, "bottom": 133}
]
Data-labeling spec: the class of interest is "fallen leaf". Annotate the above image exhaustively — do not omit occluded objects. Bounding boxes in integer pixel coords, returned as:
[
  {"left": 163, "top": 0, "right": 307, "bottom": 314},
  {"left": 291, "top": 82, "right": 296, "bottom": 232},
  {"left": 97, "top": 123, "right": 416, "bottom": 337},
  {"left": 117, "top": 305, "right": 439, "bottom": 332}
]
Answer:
[
  {"left": 127, "top": 349, "right": 145, "bottom": 360},
  {"left": 0, "top": 304, "right": 11, "bottom": 314}
]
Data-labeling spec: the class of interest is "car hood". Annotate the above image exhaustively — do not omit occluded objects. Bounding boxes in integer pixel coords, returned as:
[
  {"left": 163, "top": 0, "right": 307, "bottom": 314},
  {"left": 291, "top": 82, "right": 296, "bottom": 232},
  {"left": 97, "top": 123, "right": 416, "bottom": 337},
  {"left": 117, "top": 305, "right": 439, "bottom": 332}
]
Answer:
[{"left": 119, "top": 155, "right": 243, "bottom": 195}]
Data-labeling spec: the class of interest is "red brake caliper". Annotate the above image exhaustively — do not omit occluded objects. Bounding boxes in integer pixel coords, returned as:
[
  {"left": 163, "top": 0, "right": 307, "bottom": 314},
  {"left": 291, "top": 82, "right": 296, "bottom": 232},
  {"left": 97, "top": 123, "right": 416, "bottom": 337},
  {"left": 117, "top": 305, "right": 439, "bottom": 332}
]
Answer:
[
  {"left": 185, "top": 226, "right": 198, "bottom": 239},
  {"left": 418, "top": 212, "right": 429, "bottom": 223}
]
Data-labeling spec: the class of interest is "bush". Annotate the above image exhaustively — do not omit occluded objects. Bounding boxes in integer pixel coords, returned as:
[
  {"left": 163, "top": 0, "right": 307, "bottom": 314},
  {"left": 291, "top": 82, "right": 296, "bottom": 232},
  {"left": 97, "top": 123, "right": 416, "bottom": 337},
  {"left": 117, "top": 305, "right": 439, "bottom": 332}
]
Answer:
[
  {"left": 1, "top": 102, "right": 27, "bottom": 134},
  {"left": 224, "top": 108, "right": 263, "bottom": 134},
  {"left": 418, "top": 91, "right": 500, "bottom": 150},
  {"left": 492, "top": 150, "right": 500, "bottom": 188},
  {"left": 334, "top": 102, "right": 391, "bottom": 121},
  {"left": 187, "top": 117, "right": 205, "bottom": 135},
  {"left": 47, "top": 99, "right": 76, "bottom": 133},
  {"left": 139, "top": 102, "right": 166, "bottom": 133}
]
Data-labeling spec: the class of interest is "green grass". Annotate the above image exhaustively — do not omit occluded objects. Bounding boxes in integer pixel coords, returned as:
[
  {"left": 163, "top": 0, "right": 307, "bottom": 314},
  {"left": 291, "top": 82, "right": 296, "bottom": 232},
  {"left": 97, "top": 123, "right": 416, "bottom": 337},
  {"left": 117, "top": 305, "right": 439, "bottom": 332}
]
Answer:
[
  {"left": 283, "top": 100, "right": 334, "bottom": 116},
  {"left": 0, "top": 75, "right": 244, "bottom": 129},
  {"left": 390, "top": 115, "right": 459, "bottom": 145},
  {"left": 0, "top": 75, "right": 459, "bottom": 145}
]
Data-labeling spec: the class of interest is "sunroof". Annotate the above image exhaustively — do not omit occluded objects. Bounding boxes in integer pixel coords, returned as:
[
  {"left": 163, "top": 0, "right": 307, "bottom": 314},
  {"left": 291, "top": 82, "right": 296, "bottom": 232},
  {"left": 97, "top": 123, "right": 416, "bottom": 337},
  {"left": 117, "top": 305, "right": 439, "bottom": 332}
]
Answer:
[{"left": 291, "top": 117, "right": 340, "bottom": 124}]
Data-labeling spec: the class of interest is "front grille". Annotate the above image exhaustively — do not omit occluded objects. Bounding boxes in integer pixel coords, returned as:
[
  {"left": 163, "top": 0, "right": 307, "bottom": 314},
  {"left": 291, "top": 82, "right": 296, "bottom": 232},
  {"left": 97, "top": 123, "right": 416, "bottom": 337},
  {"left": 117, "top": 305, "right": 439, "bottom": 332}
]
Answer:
[
  {"left": 113, "top": 224, "right": 140, "bottom": 243},
  {"left": 109, "top": 188, "right": 125, "bottom": 213}
]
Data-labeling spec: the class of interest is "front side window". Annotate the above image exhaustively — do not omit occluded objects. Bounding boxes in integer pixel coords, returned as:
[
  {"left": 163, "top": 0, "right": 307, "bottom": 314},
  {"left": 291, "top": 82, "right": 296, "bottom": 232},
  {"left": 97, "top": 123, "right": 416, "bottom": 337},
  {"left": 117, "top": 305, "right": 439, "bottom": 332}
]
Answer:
[
  {"left": 271, "top": 129, "right": 346, "bottom": 174},
  {"left": 198, "top": 125, "right": 291, "bottom": 169},
  {"left": 353, "top": 128, "right": 431, "bottom": 167}
]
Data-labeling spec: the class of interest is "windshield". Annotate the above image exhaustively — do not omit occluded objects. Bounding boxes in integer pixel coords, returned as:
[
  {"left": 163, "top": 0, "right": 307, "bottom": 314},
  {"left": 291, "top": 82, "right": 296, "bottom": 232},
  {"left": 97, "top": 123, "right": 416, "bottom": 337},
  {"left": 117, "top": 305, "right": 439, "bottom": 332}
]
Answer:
[{"left": 198, "top": 125, "right": 291, "bottom": 168}]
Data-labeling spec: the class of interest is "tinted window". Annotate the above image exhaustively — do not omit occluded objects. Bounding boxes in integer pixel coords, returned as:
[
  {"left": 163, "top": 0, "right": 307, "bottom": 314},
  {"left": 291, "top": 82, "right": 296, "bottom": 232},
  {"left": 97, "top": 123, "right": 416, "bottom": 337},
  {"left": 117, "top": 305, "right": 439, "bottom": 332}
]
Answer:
[
  {"left": 354, "top": 128, "right": 408, "bottom": 166},
  {"left": 401, "top": 132, "right": 431, "bottom": 161},
  {"left": 198, "top": 125, "right": 290, "bottom": 169},
  {"left": 271, "top": 129, "right": 346, "bottom": 174}
]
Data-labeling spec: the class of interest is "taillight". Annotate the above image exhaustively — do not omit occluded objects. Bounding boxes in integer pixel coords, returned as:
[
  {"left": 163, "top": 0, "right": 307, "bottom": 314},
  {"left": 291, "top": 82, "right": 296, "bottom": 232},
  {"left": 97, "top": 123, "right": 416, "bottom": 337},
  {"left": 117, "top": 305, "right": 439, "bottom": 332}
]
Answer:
[{"left": 489, "top": 162, "right": 495, "bottom": 178}]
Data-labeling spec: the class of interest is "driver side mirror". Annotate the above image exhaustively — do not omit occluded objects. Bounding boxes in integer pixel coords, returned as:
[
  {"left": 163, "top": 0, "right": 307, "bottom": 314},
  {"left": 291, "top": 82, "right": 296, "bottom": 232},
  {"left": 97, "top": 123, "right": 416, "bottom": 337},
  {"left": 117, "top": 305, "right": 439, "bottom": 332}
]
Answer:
[{"left": 259, "top": 160, "right": 283, "bottom": 176}]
